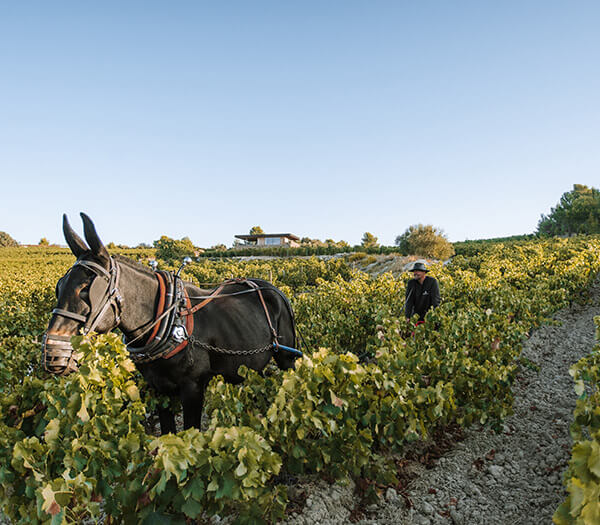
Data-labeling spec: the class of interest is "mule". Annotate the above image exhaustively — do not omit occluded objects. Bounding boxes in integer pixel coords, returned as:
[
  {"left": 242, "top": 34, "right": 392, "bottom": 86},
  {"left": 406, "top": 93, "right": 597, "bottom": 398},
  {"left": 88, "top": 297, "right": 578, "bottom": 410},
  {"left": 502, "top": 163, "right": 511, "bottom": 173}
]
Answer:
[{"left": 43, "top": 213, "right": 299, "bottom": 433}]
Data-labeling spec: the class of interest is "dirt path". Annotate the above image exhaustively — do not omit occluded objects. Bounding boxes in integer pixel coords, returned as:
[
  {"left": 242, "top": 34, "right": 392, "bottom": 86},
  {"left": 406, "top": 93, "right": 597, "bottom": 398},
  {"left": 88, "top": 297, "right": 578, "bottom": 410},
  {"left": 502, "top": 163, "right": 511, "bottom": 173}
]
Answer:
[{"left": 281, "top": 279, "right": 600, "bottom": 525}]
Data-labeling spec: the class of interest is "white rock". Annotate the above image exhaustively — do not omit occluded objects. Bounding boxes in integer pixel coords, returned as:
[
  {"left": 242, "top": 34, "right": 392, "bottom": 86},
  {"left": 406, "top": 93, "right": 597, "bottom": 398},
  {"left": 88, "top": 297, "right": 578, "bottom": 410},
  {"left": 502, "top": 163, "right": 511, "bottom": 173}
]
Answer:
[
  {"left": 386, "top": 487, "right": 399, "bottom": 503},
  {"left": 488, "top": 465, "right": 504, "bottom": 479}
]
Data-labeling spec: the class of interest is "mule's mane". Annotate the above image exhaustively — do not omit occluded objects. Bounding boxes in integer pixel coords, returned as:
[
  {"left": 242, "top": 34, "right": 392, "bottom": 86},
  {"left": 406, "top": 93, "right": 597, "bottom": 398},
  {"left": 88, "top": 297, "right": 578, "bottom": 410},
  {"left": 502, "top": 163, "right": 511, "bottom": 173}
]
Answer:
[{"left": 113, "top": 255, "right": 156, "bottom": 276}]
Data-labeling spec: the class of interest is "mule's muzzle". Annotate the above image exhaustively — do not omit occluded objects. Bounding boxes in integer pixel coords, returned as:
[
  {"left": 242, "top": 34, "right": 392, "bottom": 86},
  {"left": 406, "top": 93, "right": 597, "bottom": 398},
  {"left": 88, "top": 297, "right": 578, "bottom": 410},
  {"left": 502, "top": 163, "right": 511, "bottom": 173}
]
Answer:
[{"left": 42, "top": 333, "right": 81, "bottom": 375}]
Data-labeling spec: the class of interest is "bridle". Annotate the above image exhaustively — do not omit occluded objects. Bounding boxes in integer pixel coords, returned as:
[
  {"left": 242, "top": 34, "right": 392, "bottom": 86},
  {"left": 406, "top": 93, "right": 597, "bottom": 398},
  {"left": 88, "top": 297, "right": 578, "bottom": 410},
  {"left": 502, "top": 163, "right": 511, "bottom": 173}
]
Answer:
[{"left": 42, "top": 257, "right": 123, "bottom": 375}]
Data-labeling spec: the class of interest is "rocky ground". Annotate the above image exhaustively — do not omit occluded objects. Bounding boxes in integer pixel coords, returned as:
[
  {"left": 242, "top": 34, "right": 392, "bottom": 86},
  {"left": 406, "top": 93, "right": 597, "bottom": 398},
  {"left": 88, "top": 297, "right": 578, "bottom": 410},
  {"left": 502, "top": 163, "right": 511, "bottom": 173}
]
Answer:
[{"left": 280, "top": 279, "right": 600, "bottom": 525}]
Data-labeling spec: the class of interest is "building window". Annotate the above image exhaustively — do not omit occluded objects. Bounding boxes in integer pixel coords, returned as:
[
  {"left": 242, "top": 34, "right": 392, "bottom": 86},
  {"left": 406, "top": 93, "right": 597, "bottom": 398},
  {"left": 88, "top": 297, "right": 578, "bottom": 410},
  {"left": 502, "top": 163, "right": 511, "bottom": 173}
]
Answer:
[{"left": 265, "top": 237, "right": 281, "bottom": 246}]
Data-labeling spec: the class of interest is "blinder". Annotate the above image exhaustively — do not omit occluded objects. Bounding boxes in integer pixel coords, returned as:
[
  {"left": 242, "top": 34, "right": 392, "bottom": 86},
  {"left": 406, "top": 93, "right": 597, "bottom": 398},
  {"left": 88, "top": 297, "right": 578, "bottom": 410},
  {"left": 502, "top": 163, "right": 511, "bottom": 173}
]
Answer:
[
  {"left": 89, "top": 271, "right": 109, "bottom": 312},
  {"left": 42, "top": 257, "right": 123, "bottom": 375}
]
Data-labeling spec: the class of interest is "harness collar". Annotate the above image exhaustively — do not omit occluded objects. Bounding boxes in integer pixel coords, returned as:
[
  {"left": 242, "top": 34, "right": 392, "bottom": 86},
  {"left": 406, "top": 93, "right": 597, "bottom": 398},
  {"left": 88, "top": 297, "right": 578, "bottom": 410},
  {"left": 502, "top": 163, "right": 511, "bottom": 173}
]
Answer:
[{"left": 124, "top": 270, "right": 193, "bottom": 364}]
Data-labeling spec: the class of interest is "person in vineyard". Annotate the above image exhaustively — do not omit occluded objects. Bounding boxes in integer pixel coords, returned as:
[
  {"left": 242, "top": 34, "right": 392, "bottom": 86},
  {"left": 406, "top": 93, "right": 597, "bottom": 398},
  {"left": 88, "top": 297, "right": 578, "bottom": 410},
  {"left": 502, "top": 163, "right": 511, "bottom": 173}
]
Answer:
[{"left": 404, "top": 261, "right": 441, "bottom": 323}]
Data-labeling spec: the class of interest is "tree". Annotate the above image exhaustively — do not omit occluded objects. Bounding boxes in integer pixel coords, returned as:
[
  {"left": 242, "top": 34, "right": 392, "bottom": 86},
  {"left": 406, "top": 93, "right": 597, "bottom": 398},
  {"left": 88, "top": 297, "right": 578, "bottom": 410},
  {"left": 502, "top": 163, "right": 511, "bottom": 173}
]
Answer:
[
  {"left": 537, "top": 184, "right": 600, "bottom": 236},
  {"left": 249, "top": 226, "right": 264, "bottom": 235},
  {"left": 39, "top": 237, "right": 49, "bottom": 246},
  {"left": 299, "top": 237, "right": 318, "bottom": 247},
  {"left": 395, "top": 224, "right": 455, "bottom": 260},
  {"left": 153, "top": 236, "right": 196, "bottom": 261},
  {"left": 0, "top": 231, "right": 18, "bottom": 247},
  {"left": 210, "top": 244, "right": 227, "bottom": 251},
  {"left": 361, "top": 232, "right": 379, "bottom": 249}
]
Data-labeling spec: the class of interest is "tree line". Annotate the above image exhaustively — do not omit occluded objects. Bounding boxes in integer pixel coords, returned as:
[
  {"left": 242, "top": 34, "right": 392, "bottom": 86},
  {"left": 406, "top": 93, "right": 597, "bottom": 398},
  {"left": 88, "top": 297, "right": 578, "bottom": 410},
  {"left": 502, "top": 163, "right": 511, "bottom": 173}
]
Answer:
[
  {"left": 3, "top": 185, "right": 598, "bottom": 258},
  {"left": 537, "top": 184, "right": 600, "bottom": 236}
]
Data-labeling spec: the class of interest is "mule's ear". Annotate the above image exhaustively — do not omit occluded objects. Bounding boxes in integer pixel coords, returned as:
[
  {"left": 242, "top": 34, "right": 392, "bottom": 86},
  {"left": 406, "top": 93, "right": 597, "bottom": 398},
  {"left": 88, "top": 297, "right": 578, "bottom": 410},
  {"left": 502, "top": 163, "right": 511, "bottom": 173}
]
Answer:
[
  {"left": 63, "top": 214, "right": 88, "bottom": 257},
  {"left": 80, "top": 213, "right": 110, "bottom": 261}
]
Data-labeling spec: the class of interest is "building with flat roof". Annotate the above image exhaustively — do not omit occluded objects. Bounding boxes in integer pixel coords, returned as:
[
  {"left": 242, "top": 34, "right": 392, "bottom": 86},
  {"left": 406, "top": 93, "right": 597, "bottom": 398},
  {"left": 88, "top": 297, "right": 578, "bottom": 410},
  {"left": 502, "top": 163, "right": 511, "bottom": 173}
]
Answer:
[{"left": 234, "top": 233, "right": 300, "bottom": 248}]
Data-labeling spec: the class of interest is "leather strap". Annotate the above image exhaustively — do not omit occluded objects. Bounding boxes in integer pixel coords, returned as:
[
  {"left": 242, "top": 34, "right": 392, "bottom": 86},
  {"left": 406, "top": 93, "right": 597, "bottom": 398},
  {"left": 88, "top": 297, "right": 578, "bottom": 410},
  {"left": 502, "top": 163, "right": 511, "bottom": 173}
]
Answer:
[
  {"left": 182, "top": 279, "right": 278, "bottom": 342},
  {"left": 52, "top": 308, "right": 87, "bottom": 323},
  {"left": 182, "top": 283, "right": 226, "bottom": 316},
  {"left": 163, "top": 285, "right": 194, "bottom": 359},
  {"left": 76, "top": 259, "right": 111, "bottom": 280},
  {"left": 146, "top": 271, "right": 167, "bottom": 343},
  {"left": 246, "top": 280, "right": 278, "bottom": 341}
]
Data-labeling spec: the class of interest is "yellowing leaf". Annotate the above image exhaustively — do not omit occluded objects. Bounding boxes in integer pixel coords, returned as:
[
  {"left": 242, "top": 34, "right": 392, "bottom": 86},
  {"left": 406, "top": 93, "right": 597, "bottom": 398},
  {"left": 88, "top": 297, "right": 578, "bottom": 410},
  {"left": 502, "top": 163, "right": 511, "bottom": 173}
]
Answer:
[
  {"left": 569, "top": 478, "right": 586, "bottom": 517},
  {"left": 207, "top": 479, "right": 219, "bottom": 492},
  {"left": 581, "top": 495, "right": 600, "bottom": 524},
  {"left": 330, "top": 390, "right": 344, "bottom": 408},
  {"left": 122, "top": 359, "right": 136, "bottom": 373},
  {"left": 41, "top": 485, "right": 58, "bottom": 514},
  {"left": 44, "top": 418, "right": 61, "bottom": 444},
  {"left": 235, "top": 462, "right": 247, "bottom": 477},
  {"left": 47, "top": 501, "right": 61, "bottom": 516},
  {"left": 77, "top": 403, "right": 90, "bottom": 423},
  {"left": 588, "top": 442, "right": 600, "bottom": 478},
  {"left": 210, "top": 428, "right": 226, "bottom": 449},
  {"left": 125, "top": 384, "right": 140, "bottom": 401}
]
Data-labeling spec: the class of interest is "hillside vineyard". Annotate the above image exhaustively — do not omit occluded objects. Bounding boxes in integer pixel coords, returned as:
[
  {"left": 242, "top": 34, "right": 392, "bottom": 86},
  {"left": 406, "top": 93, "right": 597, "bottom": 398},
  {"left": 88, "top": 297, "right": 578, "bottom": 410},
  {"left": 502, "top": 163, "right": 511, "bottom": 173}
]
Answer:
[{"left": 0, "top": 238, "right": 599, "bottom": 523}]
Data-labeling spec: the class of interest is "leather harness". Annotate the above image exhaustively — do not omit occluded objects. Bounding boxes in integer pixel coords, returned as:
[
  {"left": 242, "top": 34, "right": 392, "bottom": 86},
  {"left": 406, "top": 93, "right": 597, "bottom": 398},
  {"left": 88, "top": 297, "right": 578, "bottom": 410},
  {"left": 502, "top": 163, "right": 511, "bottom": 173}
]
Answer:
[
  {"left": 44, "top": 257, "right": 287, "bottom": 371},
  {"left": 127, "top": 276, "right": 281, "bottom": 364},
  {"left": 126, "top": 270, "right": 195, "bottom": 363}
]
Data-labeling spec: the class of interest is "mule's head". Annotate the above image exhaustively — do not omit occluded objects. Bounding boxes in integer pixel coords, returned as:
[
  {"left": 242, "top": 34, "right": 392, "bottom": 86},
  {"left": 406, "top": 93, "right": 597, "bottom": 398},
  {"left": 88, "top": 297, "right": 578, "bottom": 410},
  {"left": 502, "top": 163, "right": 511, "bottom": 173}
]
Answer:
[{"left": 42, "top": 213, "right": 120, "bottom": 375}]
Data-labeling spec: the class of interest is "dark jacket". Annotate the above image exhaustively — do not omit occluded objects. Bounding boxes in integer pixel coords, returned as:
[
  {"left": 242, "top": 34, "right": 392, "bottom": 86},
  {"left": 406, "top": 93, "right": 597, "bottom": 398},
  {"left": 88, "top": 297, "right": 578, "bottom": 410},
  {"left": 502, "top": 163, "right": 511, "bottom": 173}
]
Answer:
[{"left": 405, "top": 275, "right": 441, "bottom": 321}]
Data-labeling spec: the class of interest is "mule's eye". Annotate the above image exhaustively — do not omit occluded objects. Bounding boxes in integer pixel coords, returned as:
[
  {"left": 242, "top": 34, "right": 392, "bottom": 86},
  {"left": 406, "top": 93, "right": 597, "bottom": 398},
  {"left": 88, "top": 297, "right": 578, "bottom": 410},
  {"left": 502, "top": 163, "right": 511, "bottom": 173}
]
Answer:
[{"left": 79, "top": 285, "right": 90, "bottom": 300}]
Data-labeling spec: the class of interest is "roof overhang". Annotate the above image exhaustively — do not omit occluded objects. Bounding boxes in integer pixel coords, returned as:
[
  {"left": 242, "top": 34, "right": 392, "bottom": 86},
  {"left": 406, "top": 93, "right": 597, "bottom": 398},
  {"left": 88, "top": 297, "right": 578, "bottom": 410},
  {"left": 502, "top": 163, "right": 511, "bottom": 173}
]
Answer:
[{"left": 235, "top": 233, "right": 300, "bottom": 241}]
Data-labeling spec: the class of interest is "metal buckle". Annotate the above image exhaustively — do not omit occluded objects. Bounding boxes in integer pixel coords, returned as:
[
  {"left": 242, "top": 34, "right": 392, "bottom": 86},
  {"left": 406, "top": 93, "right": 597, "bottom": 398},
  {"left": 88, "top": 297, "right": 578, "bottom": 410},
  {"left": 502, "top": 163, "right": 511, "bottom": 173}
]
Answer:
[{"left": 171, "top": 324, "right": 188, "bottom": 343}]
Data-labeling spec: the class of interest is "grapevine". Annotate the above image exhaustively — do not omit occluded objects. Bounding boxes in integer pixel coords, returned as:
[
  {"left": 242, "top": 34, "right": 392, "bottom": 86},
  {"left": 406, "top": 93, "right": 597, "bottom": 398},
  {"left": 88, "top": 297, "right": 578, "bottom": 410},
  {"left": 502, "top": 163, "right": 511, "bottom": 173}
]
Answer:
[{"left": 0, "top": 237, "right": 599, "bottom": 523}]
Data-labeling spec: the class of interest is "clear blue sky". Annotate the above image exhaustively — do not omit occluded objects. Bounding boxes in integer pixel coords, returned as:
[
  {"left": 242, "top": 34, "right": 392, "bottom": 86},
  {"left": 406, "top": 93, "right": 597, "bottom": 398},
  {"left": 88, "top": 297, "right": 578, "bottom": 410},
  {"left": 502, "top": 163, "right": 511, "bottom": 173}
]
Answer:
[{"left": 1, "top": 1, "right": 598, "bottom": 247}]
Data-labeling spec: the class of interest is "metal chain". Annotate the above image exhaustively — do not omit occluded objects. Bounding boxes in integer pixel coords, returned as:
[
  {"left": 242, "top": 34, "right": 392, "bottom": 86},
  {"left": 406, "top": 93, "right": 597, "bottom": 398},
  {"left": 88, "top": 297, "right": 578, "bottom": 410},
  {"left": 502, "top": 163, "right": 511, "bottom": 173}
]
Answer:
[{"left": 189, "top": 336, "right": 273, "bottom": 356}]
